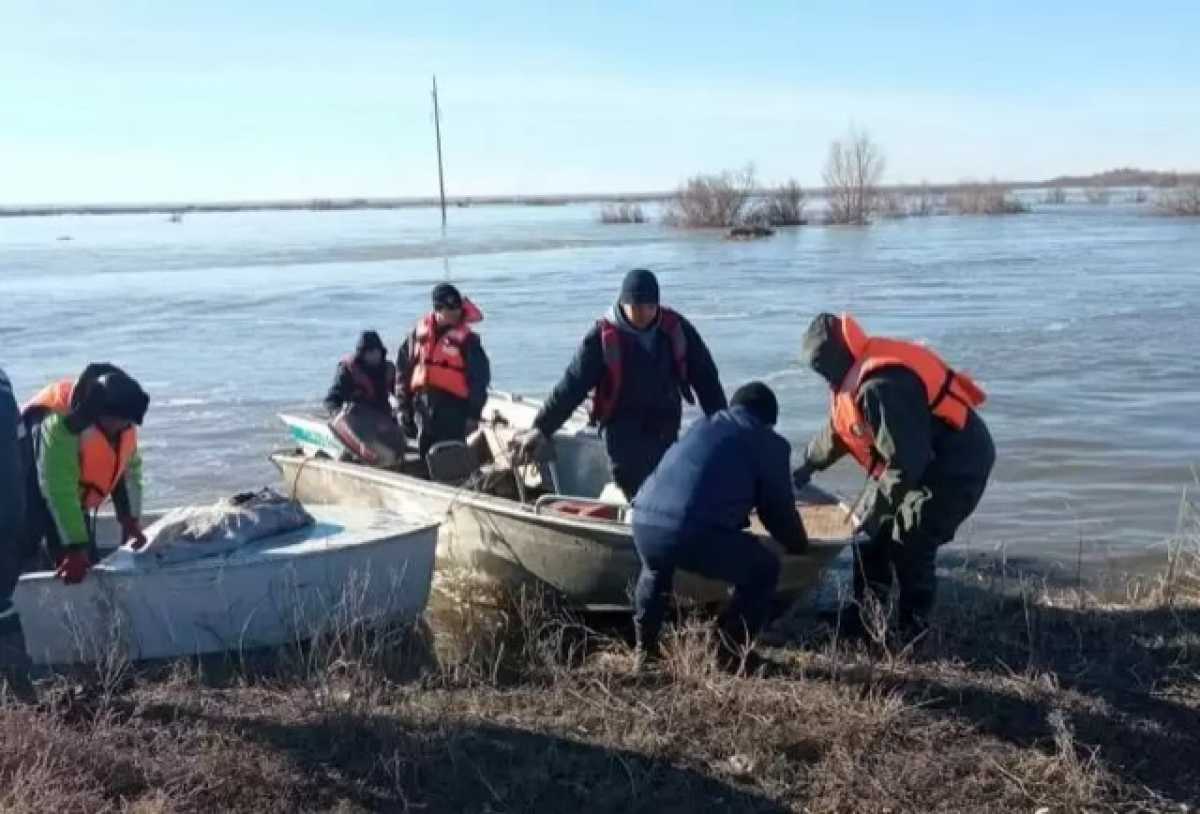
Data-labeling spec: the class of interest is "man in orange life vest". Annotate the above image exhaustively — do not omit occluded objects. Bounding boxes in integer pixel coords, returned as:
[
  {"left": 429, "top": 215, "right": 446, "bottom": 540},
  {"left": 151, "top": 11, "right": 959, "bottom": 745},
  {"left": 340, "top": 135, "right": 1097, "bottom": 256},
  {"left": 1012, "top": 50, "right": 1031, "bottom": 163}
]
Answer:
[
  {"left": 324, "top": 330, "right": 396, "bottom": 417},
  {"left": 20, "top": 364, "right": 150, "bottom": 585},
  {"left": 517, "top": 269, "right": 727, "bottom": 499},
  {"left": 793, "top": 313, "right": 995, "bottom": 637},
  {"left": 397, "top": 283, "right": 491, "bottom": 459}
]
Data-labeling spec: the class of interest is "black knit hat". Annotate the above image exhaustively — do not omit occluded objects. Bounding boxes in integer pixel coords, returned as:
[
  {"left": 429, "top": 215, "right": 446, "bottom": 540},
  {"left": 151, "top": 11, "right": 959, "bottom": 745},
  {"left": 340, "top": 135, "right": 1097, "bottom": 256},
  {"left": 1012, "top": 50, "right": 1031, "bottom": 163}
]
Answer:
[
  {"left": 730, "top": 381, "right": 779, "bottom": 426},
  {"left": 801, "top": 313, "right": 853, "bottom": 387},
  {"left": 355, "top": 330, "right": 387, "bottom": 359},
  {"left": 431, "top": 282, "right": 463, "bottom": 310},
  {"left": 618, "top": 268, "right": 660, "bottom": 305}
]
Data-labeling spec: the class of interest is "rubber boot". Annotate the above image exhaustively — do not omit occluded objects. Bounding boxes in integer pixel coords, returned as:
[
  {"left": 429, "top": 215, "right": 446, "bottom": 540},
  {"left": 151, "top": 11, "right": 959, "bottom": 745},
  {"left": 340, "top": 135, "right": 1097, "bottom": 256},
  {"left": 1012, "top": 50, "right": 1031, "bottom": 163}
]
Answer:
[
  {"left": 633, "top": 622, "right": 660, "bottom": 671},
  {"left": 0, "top": 613, "right": 35, "bottom": 704}
]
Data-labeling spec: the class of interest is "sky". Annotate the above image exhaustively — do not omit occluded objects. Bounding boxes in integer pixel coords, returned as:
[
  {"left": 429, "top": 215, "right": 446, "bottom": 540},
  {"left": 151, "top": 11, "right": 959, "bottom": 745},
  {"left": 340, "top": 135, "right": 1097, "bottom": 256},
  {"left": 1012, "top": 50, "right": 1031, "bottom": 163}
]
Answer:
[{"left": 1, "top": 1, "right": 1197, "bottom": 204}]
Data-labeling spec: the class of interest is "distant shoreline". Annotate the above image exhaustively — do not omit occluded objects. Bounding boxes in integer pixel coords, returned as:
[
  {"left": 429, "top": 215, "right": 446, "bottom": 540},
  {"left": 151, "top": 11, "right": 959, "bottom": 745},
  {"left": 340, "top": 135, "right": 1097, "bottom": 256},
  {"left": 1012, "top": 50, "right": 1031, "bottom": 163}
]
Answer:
[{"left": 3, "top": 169, "right": 1194, "bottom": 218}]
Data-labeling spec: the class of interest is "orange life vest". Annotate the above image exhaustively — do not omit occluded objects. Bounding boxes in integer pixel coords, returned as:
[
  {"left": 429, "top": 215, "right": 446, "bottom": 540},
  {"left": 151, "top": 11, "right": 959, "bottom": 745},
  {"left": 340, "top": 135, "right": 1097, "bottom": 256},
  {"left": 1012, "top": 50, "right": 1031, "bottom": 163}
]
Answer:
[
  {"left": 407, "top": 307, "right": 480, "bottom": 400},
  {"left": 25, "top": 379, "right": 139, "bottom": 510},
  {"left": 590, "top": 307, "right": 693, "bottom": 425},
  {"left": 830, "top": 314, "right": 986, "bottom": 478}
]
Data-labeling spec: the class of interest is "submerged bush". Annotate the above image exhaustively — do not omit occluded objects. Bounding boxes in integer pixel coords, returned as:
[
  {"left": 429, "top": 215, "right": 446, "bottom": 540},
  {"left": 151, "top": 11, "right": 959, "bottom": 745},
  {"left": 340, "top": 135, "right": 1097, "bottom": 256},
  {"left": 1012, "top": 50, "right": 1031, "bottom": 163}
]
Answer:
[
  {"left": 748, "top": 179, "right": 806, "bottom": 226},
  {"left": 1155, "top": 186, "right": 1200, "bottom": 216},
  {"left": 663, "top": 166, "right": 756, "bottom": 228},
  {"left": 947, "top": 181, "right": 1028, "bottom": 215},
  {"left": 598, "top": 202, "right": 646, "bottom": 224}
]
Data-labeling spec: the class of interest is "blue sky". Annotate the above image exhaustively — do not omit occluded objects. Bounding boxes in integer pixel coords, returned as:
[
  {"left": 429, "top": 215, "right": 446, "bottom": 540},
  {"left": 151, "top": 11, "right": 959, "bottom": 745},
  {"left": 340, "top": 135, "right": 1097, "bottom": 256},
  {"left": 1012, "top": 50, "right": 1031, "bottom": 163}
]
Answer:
[{"left": 2, "top": 1, "right": 1196, "bottom": 204}]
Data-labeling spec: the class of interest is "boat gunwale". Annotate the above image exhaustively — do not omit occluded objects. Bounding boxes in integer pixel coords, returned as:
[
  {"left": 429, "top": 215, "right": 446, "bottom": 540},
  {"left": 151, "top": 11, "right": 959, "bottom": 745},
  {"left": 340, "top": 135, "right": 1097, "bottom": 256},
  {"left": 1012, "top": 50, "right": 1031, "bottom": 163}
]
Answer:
[{"left": 270, "top": 451, "right": 856, "bottom": 552}]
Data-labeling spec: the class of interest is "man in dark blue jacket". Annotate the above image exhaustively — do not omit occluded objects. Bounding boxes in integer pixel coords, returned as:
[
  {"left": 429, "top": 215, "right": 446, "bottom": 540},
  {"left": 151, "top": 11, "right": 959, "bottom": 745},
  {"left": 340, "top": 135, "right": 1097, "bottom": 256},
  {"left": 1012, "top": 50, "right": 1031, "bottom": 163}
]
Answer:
[
  {"left": 630, "top": 382, "right": 808, "bottom": 663},
  {"left": 516, "top": 269, "right": 727, "bottom": 499},
  {"left": 0, "top": 366, "right": 30, "bottom": 685}
]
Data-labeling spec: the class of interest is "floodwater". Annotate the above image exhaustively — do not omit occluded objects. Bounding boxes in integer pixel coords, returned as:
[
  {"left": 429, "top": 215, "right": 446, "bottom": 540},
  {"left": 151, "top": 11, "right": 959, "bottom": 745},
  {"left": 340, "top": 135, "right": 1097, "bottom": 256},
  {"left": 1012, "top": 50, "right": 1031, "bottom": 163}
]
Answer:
[{"left": 2, "top": 195, "right": 1197, "bottom": 565}]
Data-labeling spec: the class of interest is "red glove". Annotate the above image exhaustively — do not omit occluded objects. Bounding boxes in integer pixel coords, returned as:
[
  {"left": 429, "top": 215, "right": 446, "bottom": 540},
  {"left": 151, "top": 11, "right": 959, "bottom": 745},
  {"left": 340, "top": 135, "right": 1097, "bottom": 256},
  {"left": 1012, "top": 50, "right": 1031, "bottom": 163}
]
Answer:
[
  {"left": 119, "top": 516, "right": 148, "bottom": 550},
  {"left": 55, "top": 550, "right": 92, "bottom": 585}
]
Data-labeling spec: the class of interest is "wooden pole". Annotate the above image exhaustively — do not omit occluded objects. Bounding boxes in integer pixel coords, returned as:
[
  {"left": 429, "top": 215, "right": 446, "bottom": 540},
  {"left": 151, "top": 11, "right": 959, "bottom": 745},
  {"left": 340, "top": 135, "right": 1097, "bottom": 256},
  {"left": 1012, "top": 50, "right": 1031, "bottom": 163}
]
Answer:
[{"left": 432, "top": 75, "right": 447, "bottom": 229}]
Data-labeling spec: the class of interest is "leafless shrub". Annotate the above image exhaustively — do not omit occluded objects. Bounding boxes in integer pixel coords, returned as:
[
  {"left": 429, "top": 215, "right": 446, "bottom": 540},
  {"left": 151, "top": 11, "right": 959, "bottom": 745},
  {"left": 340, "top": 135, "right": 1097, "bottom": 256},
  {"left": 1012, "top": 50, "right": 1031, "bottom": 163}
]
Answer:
[
  {"left": 947, "top": 180, "right": 1029, "bottom": 215},
  {"left": 1084, "top": 186, "right": 1111, "bottom": 205},
  {"left": 1044, "top": 186, "right": 1068, "bottom": 205},
  {"left": 662, "top": 166, "right": 756, "bottom": 228},
  {"left": 823, "top": 128, "right": 885, "bottom": 224},
  {"left": 748, "top": 179, "right": 806, "bottom": 226},
  {"left": 1155, "top": 185, "right": 1200, "bottom": 216},
  {"left": 599, "top": 202, "right": 646, "bottom": 224},
  {"left": 910, "top": 183, "right": 939, "bottom": 216}
]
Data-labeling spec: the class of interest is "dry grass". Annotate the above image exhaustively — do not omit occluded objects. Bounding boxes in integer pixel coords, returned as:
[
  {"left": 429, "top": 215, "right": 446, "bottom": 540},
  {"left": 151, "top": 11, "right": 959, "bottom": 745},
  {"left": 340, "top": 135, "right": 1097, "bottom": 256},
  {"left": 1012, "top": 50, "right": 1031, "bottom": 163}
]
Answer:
[
  {"left": 2, "top": 530, "right": 1198, "bottom": 812},
  {"left": 748, "top": 180, "right": 807, "bottom": 227}
]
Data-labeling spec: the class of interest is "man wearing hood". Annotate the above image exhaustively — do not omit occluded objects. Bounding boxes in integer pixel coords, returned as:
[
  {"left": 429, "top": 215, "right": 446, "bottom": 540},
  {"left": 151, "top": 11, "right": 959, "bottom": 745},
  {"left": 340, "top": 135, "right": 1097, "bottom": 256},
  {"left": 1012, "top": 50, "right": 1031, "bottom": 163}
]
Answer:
[
  {"left": 0, "top": 367, "right": 30, "bottom": 682},
  {"left": 21, "top": 363, "right": 151, "bottom": 585},
  {"left": 630, "top": 382, "right": 808, "bottom": 664},
  {"left": 397, "top": 283, "right": 491, "bottom": 459},
  {"left": 794, "top": 313, "right": 995, "bottom": 638},
  {"left": 324, "top": 330, "right": 396, "bottom": 417},
  {"left": 516, "top": 269, "right": 727, "bottom": 499}
]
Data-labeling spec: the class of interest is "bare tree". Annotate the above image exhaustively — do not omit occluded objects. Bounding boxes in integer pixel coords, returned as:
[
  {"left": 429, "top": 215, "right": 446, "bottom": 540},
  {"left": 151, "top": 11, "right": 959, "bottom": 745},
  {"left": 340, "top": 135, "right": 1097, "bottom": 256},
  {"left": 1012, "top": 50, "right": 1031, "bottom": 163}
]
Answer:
[
  {"left": 598, "top": 202, "right": 646, "bottom": 224},
  {"left": 947, "top": 180, "right": 1028, "bottom": 215},
  {"left": 663, "top": 165, "right": 757, "bottom": 228},
  {"left": 822, "top": 128, "right": 885, "bottom": 225}
]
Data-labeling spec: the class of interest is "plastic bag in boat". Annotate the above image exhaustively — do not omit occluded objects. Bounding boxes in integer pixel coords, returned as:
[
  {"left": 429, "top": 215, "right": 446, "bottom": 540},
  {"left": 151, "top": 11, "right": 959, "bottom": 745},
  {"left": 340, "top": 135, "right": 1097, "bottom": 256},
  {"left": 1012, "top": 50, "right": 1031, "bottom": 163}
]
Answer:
[
  {"left": 329, "top": 403, "right": 406, "bottom": 467},
  {"left": 136, "top": 488, "right": 314, "bottom": 565}
]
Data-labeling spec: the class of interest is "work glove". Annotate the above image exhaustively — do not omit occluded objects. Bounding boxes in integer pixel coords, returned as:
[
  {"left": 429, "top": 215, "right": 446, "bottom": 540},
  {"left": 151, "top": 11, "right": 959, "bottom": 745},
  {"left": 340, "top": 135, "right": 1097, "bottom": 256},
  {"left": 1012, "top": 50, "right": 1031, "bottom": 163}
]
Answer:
[
  {"left": 120, "top": 515, "right": 148, "bottom": 551},
  {"left": 55, "top": 550, "right": 91, "bottom": 585},
  {"left": 511, "top": 429, "right": 548, "bottom": 464},
  {"left": 792, "top": 463, "right": 814, "bottom": 492}
]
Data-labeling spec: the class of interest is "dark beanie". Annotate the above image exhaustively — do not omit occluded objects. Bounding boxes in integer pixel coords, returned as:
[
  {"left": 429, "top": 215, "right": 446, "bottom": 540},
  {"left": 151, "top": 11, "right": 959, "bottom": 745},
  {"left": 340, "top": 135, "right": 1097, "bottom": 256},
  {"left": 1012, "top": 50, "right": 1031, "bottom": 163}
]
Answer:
[
  {"left": 619, "top": 268, "right": 660, "bottom": 305},
  {"left": 730, "top": 381, "right": 778, "bottom": 426},
  {"left": 355, "top": 330, "right": 387, "bottom": 358},
  {"left": 800, "top": 313, "right": 853, "bottom": 387},
  {"left": 431, "top": 282, "right": 463, "bottom": 309}
]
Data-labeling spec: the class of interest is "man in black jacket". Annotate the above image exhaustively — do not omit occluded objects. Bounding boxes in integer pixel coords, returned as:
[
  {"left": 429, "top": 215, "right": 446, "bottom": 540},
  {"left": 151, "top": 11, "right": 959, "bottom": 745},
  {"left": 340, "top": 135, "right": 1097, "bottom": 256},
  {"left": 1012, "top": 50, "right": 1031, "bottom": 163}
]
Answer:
[
  {"left": 0, "top": 366, "right": 29, "bottom": 686},
  {"left": 632, "top": 382, "right": 807, "bottom": 663},
  {"left": 793, "top": 313, "right": 995, "bottom": 638},
  {"left": 323, "top": 330, "right": 396, "bottom": 417},
  {"left": 516, "top": 269, "right": 727, "bottom": 499}
]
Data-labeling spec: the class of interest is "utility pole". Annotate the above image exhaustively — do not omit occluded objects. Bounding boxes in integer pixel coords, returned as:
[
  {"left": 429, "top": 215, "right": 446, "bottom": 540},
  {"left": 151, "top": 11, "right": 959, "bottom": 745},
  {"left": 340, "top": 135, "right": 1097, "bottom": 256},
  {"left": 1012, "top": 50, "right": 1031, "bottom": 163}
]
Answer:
[{"left": 432, "top": 75, "right": 447, "bottom": 229}]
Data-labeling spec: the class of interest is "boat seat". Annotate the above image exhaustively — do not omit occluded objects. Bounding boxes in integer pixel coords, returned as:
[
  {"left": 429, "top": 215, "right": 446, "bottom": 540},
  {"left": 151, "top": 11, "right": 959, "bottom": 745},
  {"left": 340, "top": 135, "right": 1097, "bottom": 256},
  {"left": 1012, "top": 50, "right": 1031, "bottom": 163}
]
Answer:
[
  {"left": 534, "top": 495, "right": 628, "bottom": 523},
  {"left": 426, "top": 440, "right": 481, "bottom": 484}
]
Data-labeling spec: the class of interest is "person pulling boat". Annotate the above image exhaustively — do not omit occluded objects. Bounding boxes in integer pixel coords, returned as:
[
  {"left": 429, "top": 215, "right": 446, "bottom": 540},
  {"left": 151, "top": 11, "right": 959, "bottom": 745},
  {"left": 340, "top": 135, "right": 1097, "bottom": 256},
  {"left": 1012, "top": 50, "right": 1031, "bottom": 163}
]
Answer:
[
  {"left": 19, "top": 363, "right": 150, "bottom": 585},
  {"left": 514, "top": 269, "right": 727, "bottom": 499}
]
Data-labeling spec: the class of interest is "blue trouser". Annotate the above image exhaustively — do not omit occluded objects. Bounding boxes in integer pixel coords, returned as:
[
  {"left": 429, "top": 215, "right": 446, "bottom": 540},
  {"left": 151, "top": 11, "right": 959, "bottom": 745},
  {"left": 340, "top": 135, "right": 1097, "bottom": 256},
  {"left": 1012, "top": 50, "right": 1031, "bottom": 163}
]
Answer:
[{"left": 632, "top": 523, "right": 781, "bottom": 647}]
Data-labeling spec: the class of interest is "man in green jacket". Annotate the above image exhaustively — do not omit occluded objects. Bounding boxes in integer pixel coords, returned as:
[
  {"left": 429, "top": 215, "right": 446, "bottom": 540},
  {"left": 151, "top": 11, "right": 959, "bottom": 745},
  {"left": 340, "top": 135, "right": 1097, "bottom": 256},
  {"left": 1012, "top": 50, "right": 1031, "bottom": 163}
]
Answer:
[{"left": 22, "top": 364, "right": 150, "bottom": 584}]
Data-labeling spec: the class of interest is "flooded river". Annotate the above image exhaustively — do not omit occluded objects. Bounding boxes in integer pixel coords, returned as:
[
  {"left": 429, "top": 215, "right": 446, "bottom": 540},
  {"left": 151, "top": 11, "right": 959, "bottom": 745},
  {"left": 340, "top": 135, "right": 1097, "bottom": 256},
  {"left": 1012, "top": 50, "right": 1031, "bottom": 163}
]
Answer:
[{"left": 2, "top": 195, "right": 1197, "bottom": 565}]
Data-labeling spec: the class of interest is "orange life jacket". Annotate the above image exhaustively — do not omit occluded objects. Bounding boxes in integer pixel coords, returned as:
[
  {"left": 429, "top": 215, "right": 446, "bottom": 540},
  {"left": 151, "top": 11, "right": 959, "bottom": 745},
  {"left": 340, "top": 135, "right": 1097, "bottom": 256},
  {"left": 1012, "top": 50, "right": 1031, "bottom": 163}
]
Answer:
[
  {"left": 407, "top": 305, "right": 481, "bottom": 400},
  {"left": 25, "top": 379, "right": 138, "bottom": 510},
  {"left": 830, "top": 314, "right": 986, "bottom": 478},
  {"left": 590, "top": 307, "right": 693, "bottom": 425}
]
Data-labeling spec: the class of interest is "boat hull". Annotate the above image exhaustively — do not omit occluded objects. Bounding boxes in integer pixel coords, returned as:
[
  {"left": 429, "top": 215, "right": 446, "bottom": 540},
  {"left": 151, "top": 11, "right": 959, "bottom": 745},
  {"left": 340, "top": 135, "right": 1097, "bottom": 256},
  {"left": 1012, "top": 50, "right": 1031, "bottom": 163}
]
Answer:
[
  {"left": 273, "top": 453, "right": 854, "bottom": 611},
  {"left": 14, "top": 506, "right": 439, "bottom": 666}
]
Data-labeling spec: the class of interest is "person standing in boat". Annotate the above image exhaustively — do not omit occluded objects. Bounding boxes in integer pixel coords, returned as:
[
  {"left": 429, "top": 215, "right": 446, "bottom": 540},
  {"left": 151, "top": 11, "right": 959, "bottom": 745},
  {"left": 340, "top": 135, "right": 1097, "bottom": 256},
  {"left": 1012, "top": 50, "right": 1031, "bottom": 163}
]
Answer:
[
  {"left": 792, "top": 313, "right": 995, "bottom": 641},
  {"left": 397, "top": 283, "right": 491, "bottom": 459},
  {"left": 630, "top": 382, "right": 807, "bottom": 667},
  {"left": 323, "top": 330, "right": 396, "bottom": 417},
  {"left": 20, "top": 364, "right": 151, "bottom": 585},
  {"left": 515, "top": 268, "right": 727, "bottom": 499},
  {"left": 0, "top": 366, "right": 30, "bottom": 681}
]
